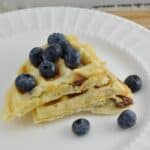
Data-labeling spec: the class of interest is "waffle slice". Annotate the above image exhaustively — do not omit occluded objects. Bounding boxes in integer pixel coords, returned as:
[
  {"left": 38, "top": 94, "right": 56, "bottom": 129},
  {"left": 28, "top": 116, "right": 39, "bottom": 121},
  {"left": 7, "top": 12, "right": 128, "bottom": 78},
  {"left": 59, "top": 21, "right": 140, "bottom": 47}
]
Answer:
[
  {"left": 2, "top": 35, "right": 108, "bottom": 120},
  {"left": 33, "top": 74, "right": 133, "bottom": 123},
  {"left": 2, "top": 35, "right": 133, "bottom": 122}
]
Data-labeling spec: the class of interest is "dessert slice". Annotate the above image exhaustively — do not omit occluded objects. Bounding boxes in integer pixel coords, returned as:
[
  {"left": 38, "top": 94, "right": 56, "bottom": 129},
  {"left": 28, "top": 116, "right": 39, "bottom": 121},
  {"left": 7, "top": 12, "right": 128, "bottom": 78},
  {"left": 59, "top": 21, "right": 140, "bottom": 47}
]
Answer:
[
  {"left": 2, "top": 34, "right": 107, "bottom": 120},
  {"left": 2, "top": 34, "right": 133, "bottom": 122}
]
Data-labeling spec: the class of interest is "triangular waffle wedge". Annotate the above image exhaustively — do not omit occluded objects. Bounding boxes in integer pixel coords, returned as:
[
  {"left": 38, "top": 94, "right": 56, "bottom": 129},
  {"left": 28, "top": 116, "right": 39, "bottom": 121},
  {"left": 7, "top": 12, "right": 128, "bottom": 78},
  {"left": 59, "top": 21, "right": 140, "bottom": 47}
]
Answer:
[{"left": 1, "top": 34, "right": 133, "bottom": 122}]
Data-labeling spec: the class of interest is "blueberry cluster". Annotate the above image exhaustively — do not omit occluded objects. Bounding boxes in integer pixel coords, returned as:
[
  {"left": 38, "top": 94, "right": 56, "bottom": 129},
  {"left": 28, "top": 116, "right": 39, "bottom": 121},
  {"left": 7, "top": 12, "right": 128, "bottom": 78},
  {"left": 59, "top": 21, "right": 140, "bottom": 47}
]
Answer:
[{"left": 15, "top": 33, "right": 81, "bottom": 93}]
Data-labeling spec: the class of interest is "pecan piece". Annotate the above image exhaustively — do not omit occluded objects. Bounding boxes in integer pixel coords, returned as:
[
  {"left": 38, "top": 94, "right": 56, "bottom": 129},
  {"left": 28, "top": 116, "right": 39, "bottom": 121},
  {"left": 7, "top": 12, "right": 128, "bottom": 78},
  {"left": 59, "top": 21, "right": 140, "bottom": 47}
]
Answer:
[
  {"left": 72, "top": 74, "right": 87, "bottom": 86},
  {"left": 113, "top": 95, "right": 133, "bottom": 108}
]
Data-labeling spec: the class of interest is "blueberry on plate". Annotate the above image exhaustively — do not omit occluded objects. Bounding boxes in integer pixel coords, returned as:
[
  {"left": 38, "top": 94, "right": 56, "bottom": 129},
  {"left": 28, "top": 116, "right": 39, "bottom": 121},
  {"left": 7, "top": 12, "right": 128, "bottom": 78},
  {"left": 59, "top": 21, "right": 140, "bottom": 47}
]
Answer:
[
  {"left": 64, "top": 46, "right": 80, "bottom": 69},
  {"left": 39, "top": 60, "right": 56, "bottom": 79},
  {"left": 117, "top": 110, "right": 137, "bottom": 129},
  {"left": 43, "top": 43, "right": 62, "bottom": 62},
  {"left": 124, "top": 75, "right": 142, "bottom": 93},
  {"left": 47, "top": 33, "right": 69, "bottom": 55},
  {"left": 15, "top": 73, "right": 36, "bottom": 92},
  {"left": 29, "top": 47, "right": 43, "bottom": 67},
  {"left": 72, "top": 118, "right": 90, "bottom": 136}
]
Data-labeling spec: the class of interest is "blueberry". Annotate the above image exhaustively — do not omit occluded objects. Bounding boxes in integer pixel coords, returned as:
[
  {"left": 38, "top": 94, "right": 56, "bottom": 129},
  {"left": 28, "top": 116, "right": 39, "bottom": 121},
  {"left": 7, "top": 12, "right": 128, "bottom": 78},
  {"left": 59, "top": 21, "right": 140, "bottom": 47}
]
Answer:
[
  {"left": 64, "top": 47, "right": 80, "bottom": 69},
  {"left": 39, "top": 60, "right": 56, "bottom": 78},
  {"left": 15, "top": 73, "right": 36, "bottom": 92},
  {"left": 117, "top": 110, "right": 137, "bottom": 129},
  {"left": 124, "top": 75, "right": 142, "bottom": 93},
  {"left": 29, "top": 47, "right": 43, "bottom": 67},
  {"left": 47, "top": 33, "right": 69, "bottom": 55},
  {"left": 72, "top": 118, "right": 90, "bottom": 136},
  {"left": 48, "top": 33, "right": 65, "bottom": 44},
  {"left": 43, "top": 44, "right": 62, "bottom": 62}
]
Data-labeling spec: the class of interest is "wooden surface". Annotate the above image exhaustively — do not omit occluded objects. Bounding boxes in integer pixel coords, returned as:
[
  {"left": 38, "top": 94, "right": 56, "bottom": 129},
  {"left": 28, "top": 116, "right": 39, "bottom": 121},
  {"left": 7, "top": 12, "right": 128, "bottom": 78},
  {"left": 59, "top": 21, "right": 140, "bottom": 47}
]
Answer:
[{"left": 106, "top": 10, "right": 150, "bottom": 29}]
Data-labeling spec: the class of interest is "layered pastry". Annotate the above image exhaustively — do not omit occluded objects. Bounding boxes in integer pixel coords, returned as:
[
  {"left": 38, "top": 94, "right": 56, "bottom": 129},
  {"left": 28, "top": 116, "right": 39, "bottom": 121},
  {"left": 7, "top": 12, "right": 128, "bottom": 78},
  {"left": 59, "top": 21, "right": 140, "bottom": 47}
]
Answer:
[{"left": 1, "top": 33, "right": 133, "bottom": 123}]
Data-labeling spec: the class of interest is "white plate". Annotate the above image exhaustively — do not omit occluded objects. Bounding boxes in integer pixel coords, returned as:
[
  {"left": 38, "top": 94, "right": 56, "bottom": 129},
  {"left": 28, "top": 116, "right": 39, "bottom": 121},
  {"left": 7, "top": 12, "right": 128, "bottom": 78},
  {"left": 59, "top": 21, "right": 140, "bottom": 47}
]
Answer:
[{"left": 0, "top": 7, "right": 150, "bottom": 150}]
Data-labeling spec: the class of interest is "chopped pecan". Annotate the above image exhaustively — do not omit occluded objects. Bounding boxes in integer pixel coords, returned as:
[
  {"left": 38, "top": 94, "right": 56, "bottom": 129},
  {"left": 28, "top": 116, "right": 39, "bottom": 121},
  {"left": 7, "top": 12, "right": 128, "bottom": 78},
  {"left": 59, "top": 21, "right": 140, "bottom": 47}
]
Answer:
[
  {"left": 112, "top": 95, "right": 133, "bottom": 108},
  {"left": 68, "top": 90, "right": 88, "bottom": 98},
  {"left": 72, "top": 74, "right": 87, "bottom": 86},
  {"left": 94, "top": 85, "right": 100, "bottom": 88}
]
